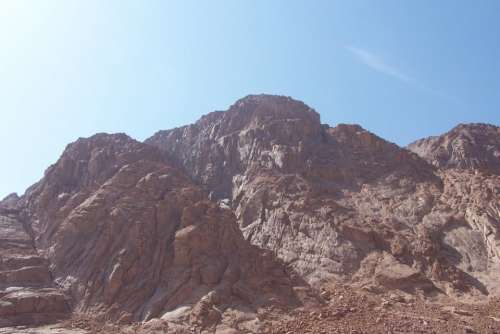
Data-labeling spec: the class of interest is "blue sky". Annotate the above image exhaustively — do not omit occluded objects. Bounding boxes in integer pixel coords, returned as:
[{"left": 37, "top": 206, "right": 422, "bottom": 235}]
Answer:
[{"left": 0, "top": 0, "right": 499, "bottom": 198}]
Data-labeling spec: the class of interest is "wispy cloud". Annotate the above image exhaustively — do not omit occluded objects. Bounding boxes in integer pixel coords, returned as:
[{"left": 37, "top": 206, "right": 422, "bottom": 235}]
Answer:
[
  {"left": 345, "top": 46, "right": 459, "bottom": 103},
  {"left": 345, "top": 46, "right": 413, "bottom": 83}
]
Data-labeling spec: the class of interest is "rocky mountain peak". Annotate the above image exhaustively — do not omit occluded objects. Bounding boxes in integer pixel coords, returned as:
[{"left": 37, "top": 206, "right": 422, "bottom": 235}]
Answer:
[
  {"left": 146, "top": 95, "right": 324, "bottom": 199},
  {"left": 225, "top": 94, "right": 321, "bottom": 141},
  {"left": 0, "top": 193, "right": 20, "bottom": 210},
  {"left": 408, "top": 122, "right": 500, "bottom": 173},
  {"left": 228, "top": 94, "right": 320, "bottom": 123},
  {"left": 35, "top": 132, "right": 163, "bottom": 194},
  {"left": 21, "top": 133, "right": 167, "bottom": 246}
]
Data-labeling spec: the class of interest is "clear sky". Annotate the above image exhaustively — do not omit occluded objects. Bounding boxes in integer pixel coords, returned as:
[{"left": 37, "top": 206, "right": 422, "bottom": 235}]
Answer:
[{"left": 0, "top": 0, "right": 499, "bottom": 198}]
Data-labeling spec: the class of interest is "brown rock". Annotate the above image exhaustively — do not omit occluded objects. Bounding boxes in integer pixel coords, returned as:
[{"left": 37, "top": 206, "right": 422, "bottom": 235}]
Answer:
[
  {"left": 1, "top": 94, "right": 498, "bottom": 332},
  {"left": 146, "top": 95, "right": 444, "bottom": 289},
  {"left": 12, "top": 132, "right": 305, "bottom": 330},
  {"left": 408, "top": 123, "right": 500, "bottom": 173},
  {"left": 0, "top": 212, "right": 70, "bottom": 327}
]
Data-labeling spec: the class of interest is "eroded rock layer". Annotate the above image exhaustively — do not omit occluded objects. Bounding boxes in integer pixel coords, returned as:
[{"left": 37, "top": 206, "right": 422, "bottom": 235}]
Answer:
[{"left": 0, "top": 207, "right": 70, "bottom": 327}]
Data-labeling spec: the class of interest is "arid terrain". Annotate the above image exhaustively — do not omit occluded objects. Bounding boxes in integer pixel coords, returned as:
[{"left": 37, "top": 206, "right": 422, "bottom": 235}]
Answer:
[{"left": 0, "top": 95, "right": 499, "bottom": 333}]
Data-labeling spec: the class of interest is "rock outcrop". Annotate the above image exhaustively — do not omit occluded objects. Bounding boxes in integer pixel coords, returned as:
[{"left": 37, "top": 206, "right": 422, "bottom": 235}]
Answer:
[
  {"left": 1, "top": 94, "right": 498, "bottom": 332},
  {"left": 409, "top": 123, "right": 500, "bottom": 296},
  {"left": 147, "top": 96, "right": 435, "bottom": 285},
  {"left": 147, "top": 95, "right": 499, "bottom": 296},
  {"left": 6, "top": 132, "right": 306, "bottom": 332},
  {"left": 0, "top": 208, "right": 70, "bottom": 327},
  {"left": 0, "top": 194, "right": 20, "bottom": 210},
  {"left": 408, "top": 123, "right": 500, "bottom": 173}
]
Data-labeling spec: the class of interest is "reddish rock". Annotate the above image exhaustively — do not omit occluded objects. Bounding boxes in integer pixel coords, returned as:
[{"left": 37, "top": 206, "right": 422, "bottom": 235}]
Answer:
[
  {"left": 13, "top": 132, "right": 306, "bottom": 332},
  {"left": 0, "top": 211, "right": 70, "bottom": 327},
  {"left": 1, "top": 94, "right": 498, "bottom": 332},
  {"left": 408, "top": 123, "right": 500, "bottom": 173}
]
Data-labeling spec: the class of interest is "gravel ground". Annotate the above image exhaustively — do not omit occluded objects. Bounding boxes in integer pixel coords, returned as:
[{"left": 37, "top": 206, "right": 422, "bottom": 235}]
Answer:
[{"left": 265, "top": 284, "right": 500, "bottom": 334}]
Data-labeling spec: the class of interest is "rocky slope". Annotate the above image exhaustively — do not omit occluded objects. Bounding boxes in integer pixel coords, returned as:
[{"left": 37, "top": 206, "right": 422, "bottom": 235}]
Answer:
[
  {"left": 1, "top": 132, "right": 312, "bottom": 333},
  {"left": 146, "top": 95, "right": 499, "bottom": 297},
  {"left": 408, "top": 123, "right": 500, "bottom": 296},
  {"left": 0, "top": 94, "right": 498, "bottom": 333},
  {"left": 408, "top": 123, "right": 500, "bottom": 173}
]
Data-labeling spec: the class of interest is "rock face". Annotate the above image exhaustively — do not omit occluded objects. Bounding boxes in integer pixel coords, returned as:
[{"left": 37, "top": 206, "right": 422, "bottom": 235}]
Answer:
[
  {"left": 0, "top": 194, "right": 20, "bottom": 210},
  {"left": 1, "top": 94, "right": 499, "bottom": 331},
  {"left": 5, "top": 132, "right": 304, "bottom": 332},
  {"left": 147, "top": 95, "right": 499, "bottom": 295},
  {"left": 408, "top": 123, "right": 500, "bottom": 173},
  {"left": 147, "top": 95, "right": 439, "bottom": 286},
  {"left": 0, "top": 209, "right": 70, "bottom": 327},
  {"left": 408, "top": 123, "right": 500, "bottom": 296},
  {"left": 146, "top": 95, "right": 323, "bottom": 200}
]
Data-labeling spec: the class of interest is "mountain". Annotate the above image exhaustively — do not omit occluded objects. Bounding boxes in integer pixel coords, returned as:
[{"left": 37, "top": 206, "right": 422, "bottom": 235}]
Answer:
[
  {"left": 0, "top": 94, "right": 499, "bottom": 333},
  {"left": 1, "top": 133, "right": 308, "bottom": 333},
  {"left": 146, "top": 95, "right": 443, "bottom": 288},
  {"left": 408, "top": 123, "right": 500, "bottom": 173}
]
